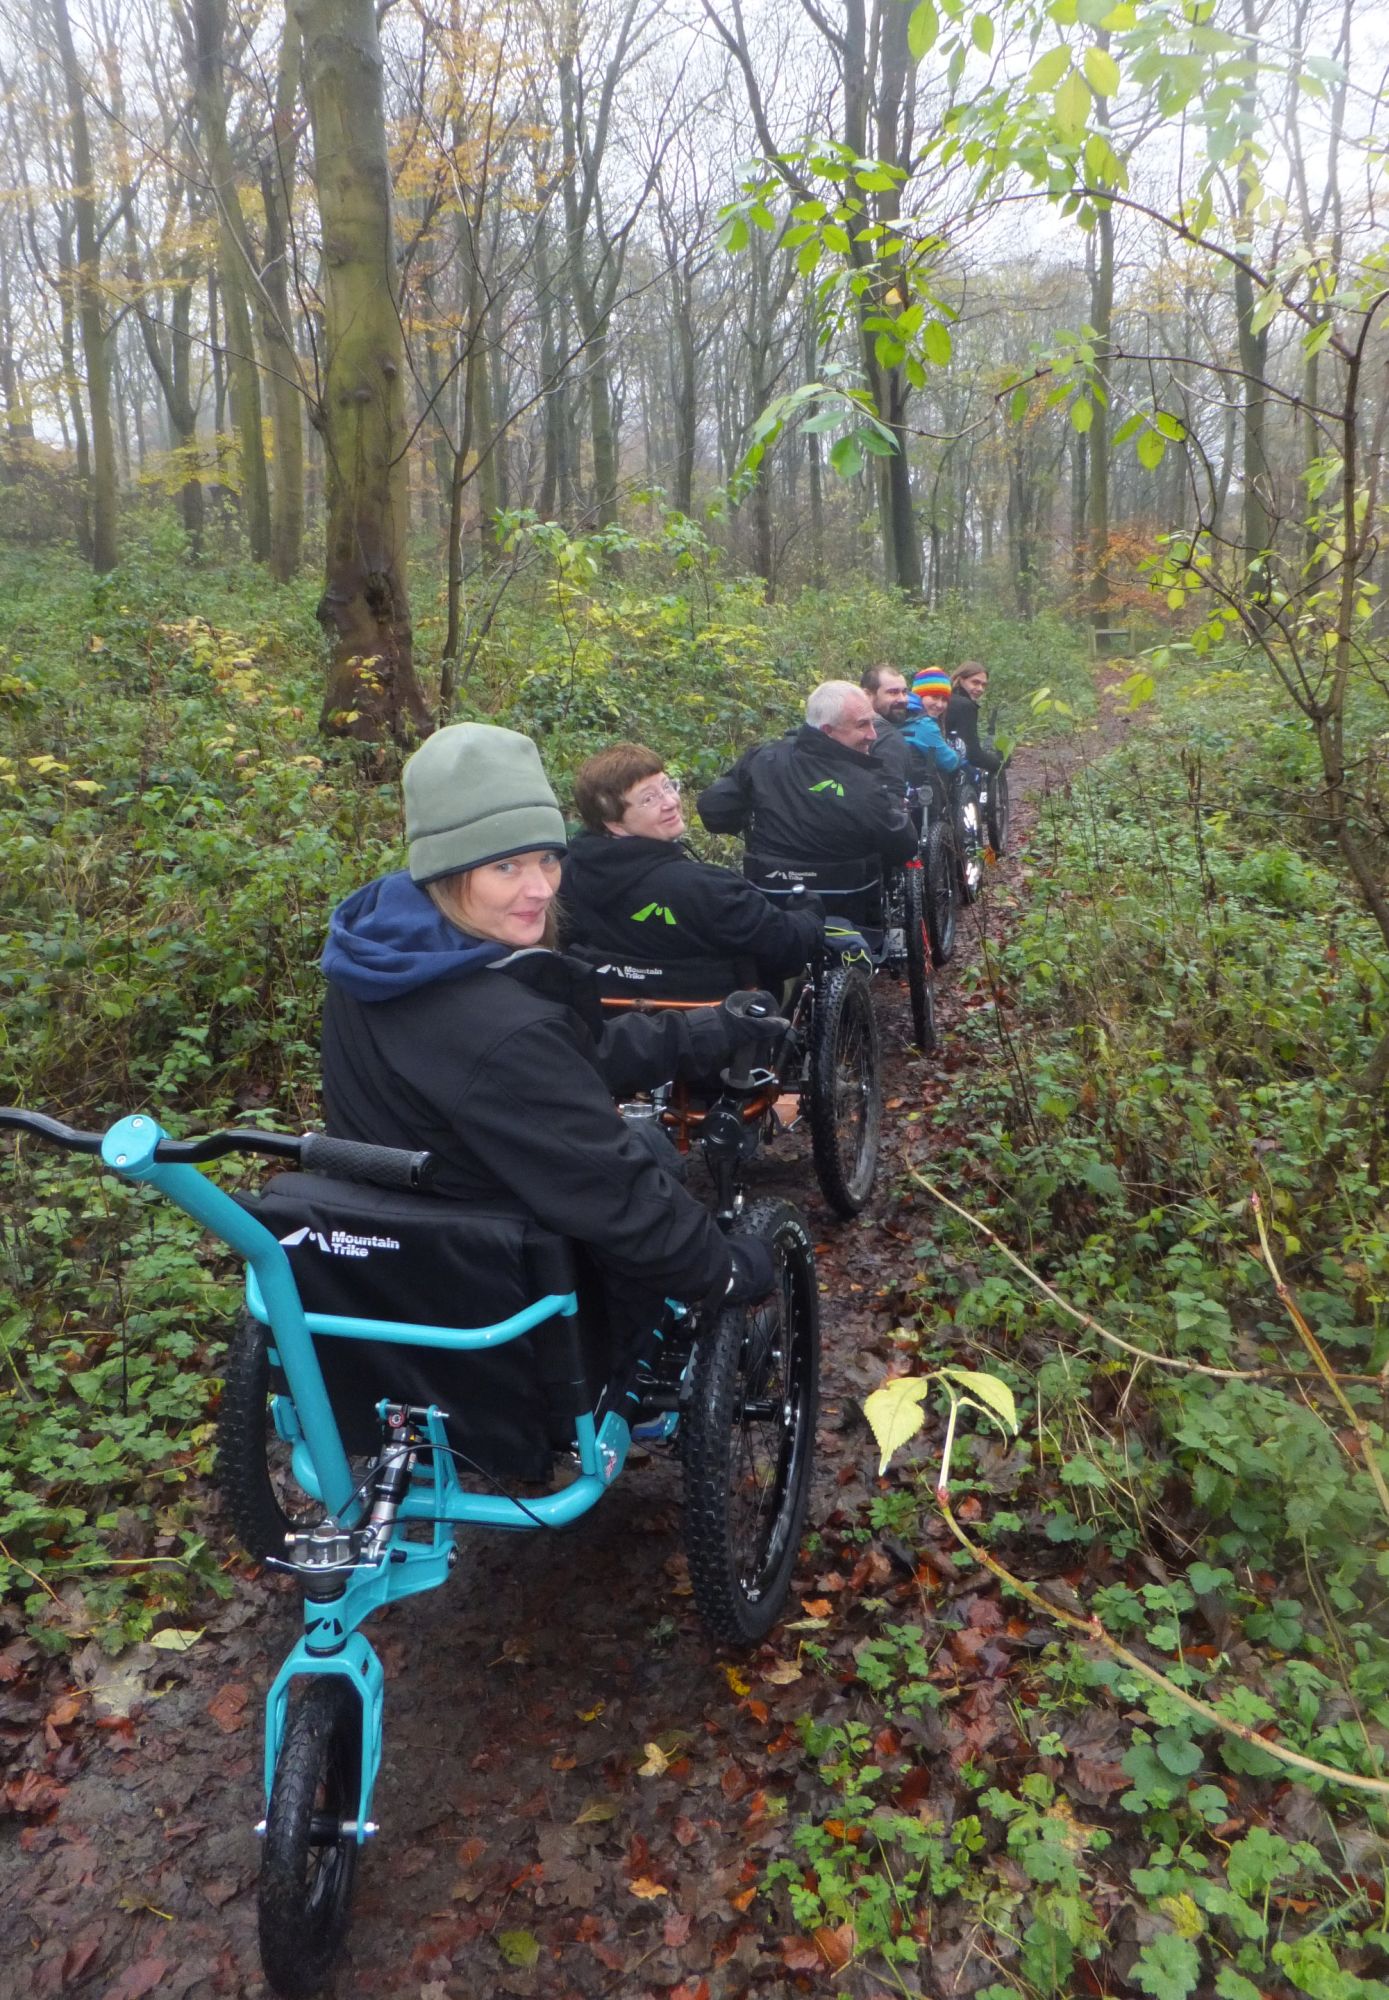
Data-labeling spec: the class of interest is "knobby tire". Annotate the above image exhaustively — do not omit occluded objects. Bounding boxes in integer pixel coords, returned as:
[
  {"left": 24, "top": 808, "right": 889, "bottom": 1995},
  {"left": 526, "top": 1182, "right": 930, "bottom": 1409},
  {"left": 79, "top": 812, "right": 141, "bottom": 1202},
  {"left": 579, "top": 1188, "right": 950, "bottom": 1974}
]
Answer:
[
  {"left": 258, "top": 1676, "right": 361, "bottom": 1996},
  {"left": 807, "top": 965, "right": 881, "bottom": 1217},
  {"left": 681, "top": 1199, "right": 820, "bottom": 1646}
]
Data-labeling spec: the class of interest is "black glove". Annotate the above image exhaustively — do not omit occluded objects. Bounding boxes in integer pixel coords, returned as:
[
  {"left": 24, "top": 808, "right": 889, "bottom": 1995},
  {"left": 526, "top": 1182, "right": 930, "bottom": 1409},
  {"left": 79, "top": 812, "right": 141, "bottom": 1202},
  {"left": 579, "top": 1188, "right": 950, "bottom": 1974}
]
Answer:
[
  {"left": 718, "top": 989, "right": 787, "bottom": 1045},
  {"left": 824, "top": 923, "right": 872, "bottom": 970},
  {"left": 725, "top": 1234, "right": 776, "bottom": 1306}
]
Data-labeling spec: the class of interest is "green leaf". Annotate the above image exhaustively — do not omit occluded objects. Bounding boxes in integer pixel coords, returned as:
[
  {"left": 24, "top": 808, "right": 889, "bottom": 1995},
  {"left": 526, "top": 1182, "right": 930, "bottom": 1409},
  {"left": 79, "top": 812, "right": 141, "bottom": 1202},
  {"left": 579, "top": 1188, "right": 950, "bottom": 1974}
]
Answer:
[
  {"left": 829, "top": 434, "right": 865, "bottom": 480},
  {"left": 863, "top": 1377, "right": 931, "bottom": 1473},
  {"left": 1084, "top": 44, "right": 1121, "bottom": 97},
  {"left": 797, "top": 238, "right": 823, "bottom": 276},
  {"left": 1154, "top": 410, "right": 1187, "bottom": 442},
  {"left": 823, "top": 223, "right": 852, "bottom": 255},
  {"left": 718, "top": 213, "right": 749, "bottom": 253},
  {"left": 1028, "top": 46, "right": 1071, "bottom": 91},
  {"left": 1055, "top": 69, "right": 1092, "bottom": 135},
  {"left": 939, "top": 1367, "right": 1018, "bottom": 1435},
  {"left": 1009, "top": 384, "right": 1030, "bottom": 421},
  {"left": 1071, "top": 398, "right": 1094, "bottom": 434},
  {"left": 1132, "top": 1931, "right": 1201, "bottom": 2000},
  {"left": 1137, "top": 428, "right": 1166, "bottom": 470},
  {"left": 1213, "top": 1971, "right": 1262, "bottom": 2000},
  {"left": 497, "top": 1930, "right": 540, "bottom": 1969},
  {"left": 907, "top": 0, "right": 939, "bottom": 60},
  {"left": 971, "top": 12, "right": 994, "bottom": 54},
  {"left": 923, "top": 320, "right": 953, "bottom": 366}
]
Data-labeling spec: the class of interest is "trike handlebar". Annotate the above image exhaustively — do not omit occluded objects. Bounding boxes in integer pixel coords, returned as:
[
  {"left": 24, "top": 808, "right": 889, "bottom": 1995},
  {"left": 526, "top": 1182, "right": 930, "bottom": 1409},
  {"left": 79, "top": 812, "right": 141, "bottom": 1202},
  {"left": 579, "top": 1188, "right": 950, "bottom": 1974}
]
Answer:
[{"left": 0, "top": 1108, "right": 436, "bottom": 1192}]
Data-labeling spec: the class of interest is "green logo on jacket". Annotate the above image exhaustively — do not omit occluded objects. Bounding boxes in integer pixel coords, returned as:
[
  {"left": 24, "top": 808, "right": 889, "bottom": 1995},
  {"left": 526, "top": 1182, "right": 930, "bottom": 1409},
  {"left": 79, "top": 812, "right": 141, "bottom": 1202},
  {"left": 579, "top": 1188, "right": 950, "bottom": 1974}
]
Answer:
[
  {"left": 632, "top": 902, "right": 677, "bottom": 925},
  {"left": 809, "top": 778, "right": 845, "bottom": 797}
]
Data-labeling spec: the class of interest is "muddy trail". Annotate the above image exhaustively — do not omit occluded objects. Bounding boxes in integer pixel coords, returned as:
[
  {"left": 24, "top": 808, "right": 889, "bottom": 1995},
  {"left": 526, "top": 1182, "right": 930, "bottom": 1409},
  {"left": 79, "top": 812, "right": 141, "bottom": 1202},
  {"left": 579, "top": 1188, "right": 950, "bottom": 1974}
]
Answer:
[{"left": 0, "top": 693, "right": 1135, "bottom": 2000}]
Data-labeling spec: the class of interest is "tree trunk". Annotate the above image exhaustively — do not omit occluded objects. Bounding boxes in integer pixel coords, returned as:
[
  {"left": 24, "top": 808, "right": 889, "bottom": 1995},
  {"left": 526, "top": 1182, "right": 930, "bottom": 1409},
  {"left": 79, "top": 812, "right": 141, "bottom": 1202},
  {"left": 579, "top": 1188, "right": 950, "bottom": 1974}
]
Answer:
[
  {"left": 1086, "top": 204, "right": 1114, "bottom": 629},
  {"left": 260, "top": 21, "right": 306, "bottom": 582},
  {"left": 185, "top": 0, "right": 271, "bottom": 565},
  {"left": 51, "top": 0, "right": 117, "bottom": 571},
  {"left": 296, "top": 0, "right": 429, "bottom": 741}
]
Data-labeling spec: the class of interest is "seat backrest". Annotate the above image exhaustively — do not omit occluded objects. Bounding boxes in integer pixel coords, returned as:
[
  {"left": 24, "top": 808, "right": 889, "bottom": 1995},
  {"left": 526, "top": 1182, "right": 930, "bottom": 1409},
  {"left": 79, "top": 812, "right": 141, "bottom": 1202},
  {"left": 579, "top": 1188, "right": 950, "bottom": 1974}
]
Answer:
[
  {"left": 568, "top": 945, "right": 746, "bottom": 1005},
  {"left": 242, "top": 1173, "right": 590, "bottom": 1480},
  {"left": 743, "top": 852, "right": 884, "bottom": 927}
]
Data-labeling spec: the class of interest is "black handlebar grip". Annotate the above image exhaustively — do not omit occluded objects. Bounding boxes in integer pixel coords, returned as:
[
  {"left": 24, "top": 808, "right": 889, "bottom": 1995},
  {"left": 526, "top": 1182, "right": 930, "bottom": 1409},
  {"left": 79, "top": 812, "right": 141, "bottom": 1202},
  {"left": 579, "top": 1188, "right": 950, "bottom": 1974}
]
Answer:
[{"left": 300, "top": 1134, "right": 437, "bottom": 1192}]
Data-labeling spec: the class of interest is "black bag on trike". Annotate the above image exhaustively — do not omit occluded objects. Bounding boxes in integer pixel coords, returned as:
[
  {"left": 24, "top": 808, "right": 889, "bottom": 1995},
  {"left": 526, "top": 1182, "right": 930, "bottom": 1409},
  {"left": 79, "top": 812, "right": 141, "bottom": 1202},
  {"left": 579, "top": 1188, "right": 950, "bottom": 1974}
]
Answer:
[{"left": 240, "top": 1172, "right": 612, "bottom": 1481}]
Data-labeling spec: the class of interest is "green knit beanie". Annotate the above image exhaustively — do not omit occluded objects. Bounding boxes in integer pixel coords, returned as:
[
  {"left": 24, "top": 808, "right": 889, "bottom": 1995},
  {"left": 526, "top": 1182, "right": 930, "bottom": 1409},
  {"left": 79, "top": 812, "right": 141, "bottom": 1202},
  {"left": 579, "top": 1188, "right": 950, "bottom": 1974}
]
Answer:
[{"left": 402, "top": 723, "right": 566, "bottom": 884}]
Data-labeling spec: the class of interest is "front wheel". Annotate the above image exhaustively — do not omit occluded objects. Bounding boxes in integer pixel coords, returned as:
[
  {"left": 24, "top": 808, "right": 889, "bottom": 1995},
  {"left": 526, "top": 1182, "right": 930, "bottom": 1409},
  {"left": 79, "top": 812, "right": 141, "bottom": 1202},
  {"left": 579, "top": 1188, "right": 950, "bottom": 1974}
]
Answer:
[
  {"left": 216, "top": 1312, "right": 369, "bottom": 1562},
  {"left": 986, "top": 765, "right": 1011, "bottom": 855},
  {"left": 903, "top": 863, "right": 937, "bottom": 1053},
  {"left": 682, "top": 1200, "right": 820, "bottom": 1646},
  {"left": 807, "top": 965, "right": 882, "bottom": 1217},
  {"left": 953, "top": 777, "right": 985, "bottom": 906},
  {"left": 258, "top": 1677, "right": 361, "bottom": 1996},
  {"left": 924, "top": 819, "right": 957, "bottom": 967}
]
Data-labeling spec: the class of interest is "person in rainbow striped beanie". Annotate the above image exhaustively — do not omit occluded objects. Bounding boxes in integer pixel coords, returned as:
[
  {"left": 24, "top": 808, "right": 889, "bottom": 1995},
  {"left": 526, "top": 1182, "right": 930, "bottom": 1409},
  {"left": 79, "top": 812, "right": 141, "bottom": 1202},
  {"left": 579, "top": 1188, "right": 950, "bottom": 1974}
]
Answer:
[{"left": 901, "top": 667, "right": 963, "bottom": 782}]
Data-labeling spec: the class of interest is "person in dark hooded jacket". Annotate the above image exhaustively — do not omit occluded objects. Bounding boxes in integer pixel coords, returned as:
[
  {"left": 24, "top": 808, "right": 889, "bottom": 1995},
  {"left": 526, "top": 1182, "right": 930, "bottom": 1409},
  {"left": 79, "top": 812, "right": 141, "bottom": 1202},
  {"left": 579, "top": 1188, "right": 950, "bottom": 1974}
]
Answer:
[
  {"left": 697, "top": 681, "right": 917, "bottom": 868},
  {"left": 561, "top": 743, "right": 825, "bottom": 985},
  {"left": 321, "top": 723, "right": 774, "bottom": 1319}
]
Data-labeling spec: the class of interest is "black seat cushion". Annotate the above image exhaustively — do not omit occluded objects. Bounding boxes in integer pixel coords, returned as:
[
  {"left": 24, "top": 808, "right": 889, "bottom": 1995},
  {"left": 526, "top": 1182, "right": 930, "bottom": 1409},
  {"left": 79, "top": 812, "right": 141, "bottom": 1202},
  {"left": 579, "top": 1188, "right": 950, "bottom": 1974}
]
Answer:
[
  {"left": 743, "top": 852, "right": 884, "bottom": 929},
  {"left": 240, "top": 1173, "right": 598, "bottom": 1481},
  {"left": 568, "top": 945, "right": 745, "bottom": 1005}
]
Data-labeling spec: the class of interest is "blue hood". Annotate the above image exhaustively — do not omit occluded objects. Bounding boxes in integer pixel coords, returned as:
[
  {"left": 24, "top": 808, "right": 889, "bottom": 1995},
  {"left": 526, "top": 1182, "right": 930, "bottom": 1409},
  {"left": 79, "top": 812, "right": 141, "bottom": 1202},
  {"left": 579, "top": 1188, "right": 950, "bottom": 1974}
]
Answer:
[{"left": 322, "top": 870, "right": 506, "bottom": 1001}]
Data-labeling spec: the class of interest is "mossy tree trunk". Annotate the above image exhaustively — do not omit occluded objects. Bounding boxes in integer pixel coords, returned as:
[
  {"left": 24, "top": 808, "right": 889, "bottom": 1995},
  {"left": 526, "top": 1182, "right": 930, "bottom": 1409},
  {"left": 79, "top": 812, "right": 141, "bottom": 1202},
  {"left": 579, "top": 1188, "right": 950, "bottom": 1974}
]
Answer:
[
  {"left": 295, "top": 0, "right": 430, "bottom": 742},
  {"left": 51, "top": 0, "right": 117, "bottom": 572}
]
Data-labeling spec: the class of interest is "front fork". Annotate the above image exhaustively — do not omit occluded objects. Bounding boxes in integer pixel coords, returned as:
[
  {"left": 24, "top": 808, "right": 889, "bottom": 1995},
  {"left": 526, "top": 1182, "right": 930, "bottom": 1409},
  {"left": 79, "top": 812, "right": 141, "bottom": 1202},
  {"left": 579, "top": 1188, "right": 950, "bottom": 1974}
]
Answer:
[{"left": 261, "top": 1403, "right": 452, "bottom": 1844}]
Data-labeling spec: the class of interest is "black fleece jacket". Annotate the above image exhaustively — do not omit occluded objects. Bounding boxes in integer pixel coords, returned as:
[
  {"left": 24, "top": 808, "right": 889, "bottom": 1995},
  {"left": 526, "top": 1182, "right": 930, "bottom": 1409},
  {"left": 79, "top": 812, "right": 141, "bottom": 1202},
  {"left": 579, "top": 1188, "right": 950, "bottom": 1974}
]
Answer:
[
  {"left": 697, "top": 724, "right": 917, "bottom": 866},
  {"left": 320, "top": 873, "right": 733, "bottom": 1304},
  {"left": 943, "top": 689, "right": 1003, "bottom": 773},
  {"left": 561, "top": 831, "right": 823, "bottom": 981}
]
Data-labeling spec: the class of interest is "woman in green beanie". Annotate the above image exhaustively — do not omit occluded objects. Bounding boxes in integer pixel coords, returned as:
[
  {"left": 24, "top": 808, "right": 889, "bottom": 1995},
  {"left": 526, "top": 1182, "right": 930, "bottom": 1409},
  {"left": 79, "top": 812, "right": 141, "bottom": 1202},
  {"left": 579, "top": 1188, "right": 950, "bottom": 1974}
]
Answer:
[{"left": 320, "top": 723, "right": 771, "bottom": 1323}]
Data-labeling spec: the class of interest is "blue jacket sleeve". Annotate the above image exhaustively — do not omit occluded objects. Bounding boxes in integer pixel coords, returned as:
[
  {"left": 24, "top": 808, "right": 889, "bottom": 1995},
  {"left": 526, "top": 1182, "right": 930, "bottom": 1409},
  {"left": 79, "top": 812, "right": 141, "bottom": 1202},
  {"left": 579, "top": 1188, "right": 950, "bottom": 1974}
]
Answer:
[{"left": 901, "top": 716, "right": 962, "bottom": 773}]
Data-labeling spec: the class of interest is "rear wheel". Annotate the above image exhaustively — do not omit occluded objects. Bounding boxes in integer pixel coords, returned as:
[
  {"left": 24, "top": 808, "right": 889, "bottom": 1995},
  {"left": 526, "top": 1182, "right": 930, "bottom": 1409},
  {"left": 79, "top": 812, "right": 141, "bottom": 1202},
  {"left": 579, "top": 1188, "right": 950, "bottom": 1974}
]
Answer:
[
  {"left": 953, "top": 777, "right": 985, "bottom": 906},
  {"left": 807, "top": 966, "right": 881, "bottom": 1217},
  {"left": 217, "top": 1312, "right": 369, "bottom": 1562},
  {"left": 903, "top": 863, "right": 936, "bottom": 1053},
  {"left": 682, "top": 1200, "right": 819, "bottom": 1646},
  {"left": 924, "top": 819, "right": 957, "bottom": 967},
  {"left": 986, "top": 765, "right": 1011, "bottom": 855},
  {"left": 258, "top": 1677, "right": 361, "bottom": 1997}
]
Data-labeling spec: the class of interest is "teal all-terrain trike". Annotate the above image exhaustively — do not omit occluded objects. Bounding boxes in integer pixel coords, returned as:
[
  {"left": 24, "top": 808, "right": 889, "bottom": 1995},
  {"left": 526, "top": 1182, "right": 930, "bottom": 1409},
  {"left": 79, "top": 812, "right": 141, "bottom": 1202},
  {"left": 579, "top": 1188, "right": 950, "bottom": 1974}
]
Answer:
[{"left": 0, "top": 1063, "right": 819, "bottom": 1996}]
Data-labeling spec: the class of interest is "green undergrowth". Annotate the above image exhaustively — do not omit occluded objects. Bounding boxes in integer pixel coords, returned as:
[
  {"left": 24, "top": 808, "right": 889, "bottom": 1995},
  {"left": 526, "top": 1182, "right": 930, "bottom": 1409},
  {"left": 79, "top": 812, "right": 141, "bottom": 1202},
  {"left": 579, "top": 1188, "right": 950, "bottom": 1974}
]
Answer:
[
  {"left": 767, "top": 660, "right": 1389, "bottom": 1997},
  {"left": 0, "top": 518, "right": 1092, "bottom": 1650}
]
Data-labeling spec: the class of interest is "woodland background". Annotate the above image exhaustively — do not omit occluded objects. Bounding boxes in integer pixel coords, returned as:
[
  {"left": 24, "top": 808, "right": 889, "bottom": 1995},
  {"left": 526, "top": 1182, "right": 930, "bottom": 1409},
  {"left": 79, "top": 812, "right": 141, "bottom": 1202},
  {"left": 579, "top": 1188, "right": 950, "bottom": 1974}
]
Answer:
[{"left": 2, "top": 1, "right": 1389, "bottom": 1996}]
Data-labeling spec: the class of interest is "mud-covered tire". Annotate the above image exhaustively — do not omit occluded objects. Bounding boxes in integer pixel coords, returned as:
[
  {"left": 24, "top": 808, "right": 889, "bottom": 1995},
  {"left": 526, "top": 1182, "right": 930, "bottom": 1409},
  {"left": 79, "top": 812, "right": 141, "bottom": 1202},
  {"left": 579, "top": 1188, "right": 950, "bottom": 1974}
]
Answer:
[
  {"left": 807, "top": 965, "right": 881, "bottom": 1217},
  {"left": 986, "top": 765, "right": 1011, "bottom": 855},
  {"left": 217, "top": 1311, "right": 336, "bottom": 1562},
  {"left": 953, "top": 777, "right": 985, "bottom": 906},
  {"left": 681, "top": 1200, "right": 819, "bottom": 1647},
  {"left": 903, "top": 864, "right": 937, "bottom": 1052},
  {"left": 924, "top": 819, "right": 957, "bottom": 967},
  {"left": 258, "top": 1677, "right": 361, "bottom": 1997}
]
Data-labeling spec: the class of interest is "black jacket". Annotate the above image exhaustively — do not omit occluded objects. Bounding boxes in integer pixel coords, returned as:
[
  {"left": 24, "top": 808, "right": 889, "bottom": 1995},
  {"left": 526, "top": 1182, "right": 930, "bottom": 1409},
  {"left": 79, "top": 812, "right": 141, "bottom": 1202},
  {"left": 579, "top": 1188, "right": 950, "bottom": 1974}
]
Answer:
[
  {"left": 320, "top": 872, "right": 733, "bottom": 1305},
  {"left": 944, "top": 689, "right": 1003, "bottom": 773},
  {"left": 561, "top": 831, "right": 823, "bottom": 982},
  {"left": 869, "top": 714, "right": 911, "bottom": 789},
  {"left": 697, "top": 725, "right": 917, "bottom": 866}
]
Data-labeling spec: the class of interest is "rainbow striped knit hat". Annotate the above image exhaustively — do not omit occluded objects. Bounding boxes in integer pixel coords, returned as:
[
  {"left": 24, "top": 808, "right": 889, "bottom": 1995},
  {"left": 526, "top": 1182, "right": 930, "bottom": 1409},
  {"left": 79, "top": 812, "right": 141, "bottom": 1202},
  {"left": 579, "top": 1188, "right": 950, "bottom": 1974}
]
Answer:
[{"left": 911, "top": 667, "right": 952, "bottom": 701}]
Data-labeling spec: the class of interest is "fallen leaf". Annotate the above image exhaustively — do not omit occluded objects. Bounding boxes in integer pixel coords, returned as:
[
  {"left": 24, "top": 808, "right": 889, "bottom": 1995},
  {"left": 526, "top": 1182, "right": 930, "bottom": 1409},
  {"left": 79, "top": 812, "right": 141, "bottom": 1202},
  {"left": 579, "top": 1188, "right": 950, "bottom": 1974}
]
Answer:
[
  {"left": 762, "top": 1660, "right": 803, "bottom": 1686},
  {"left": 206, "top": 1683, "right": 249, "bottom": 1734},
  {"left": 628, "top": 1877, "right": 669, "bottom": 1899},
  {"left": 815, "top": 1923, "right": 857, "bottom": 1971},
  {"left": 638, "top": 1742, "right": 669, "bottom": 1778},
  {"left": 663, "top": 1909, "right": 693, "bottom": 1947},
  {"left": 721, "top": 1664, "right": 752, "bottom": 1697},
  {"left": 148, "top": 1627, "right": 204, "bottom": 1652},
  {"left": 800, "top": 1599, "right": 833, "bottom": 1619},
  {"left": 573, "top": 1799, "right": 618, "bottom": 1825},
  {"left": 496, "top": 1930, "right": 540, "bottom": 1969},
  {"left": 99, "top": 1957, "right": 171, "bottom": 2000}
]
